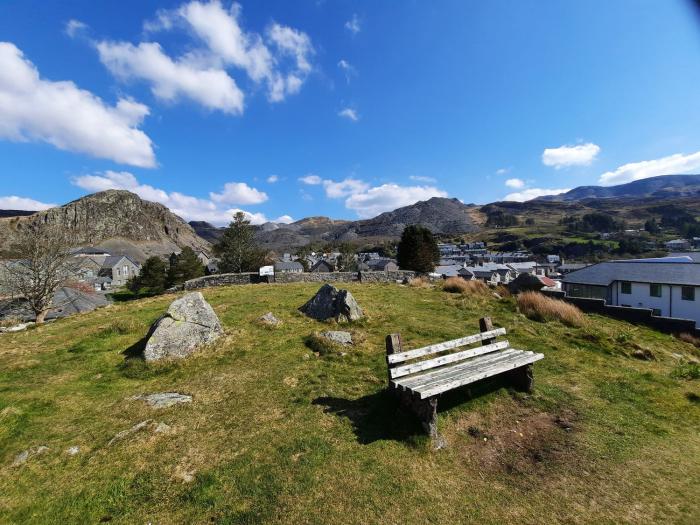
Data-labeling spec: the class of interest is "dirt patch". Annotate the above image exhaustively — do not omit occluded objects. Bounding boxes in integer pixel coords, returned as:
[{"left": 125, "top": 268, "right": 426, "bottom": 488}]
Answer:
[{"left": 450, "top": 401, "right": 579, "bottom": 476}]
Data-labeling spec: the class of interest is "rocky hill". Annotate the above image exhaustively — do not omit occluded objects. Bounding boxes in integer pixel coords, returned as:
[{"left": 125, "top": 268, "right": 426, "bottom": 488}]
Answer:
[
  {"left": 0, "top": 210, "right": 35, "bottom": 219},
  {"left": 538, "top": 174, "right": 700, "bottom": 202},
  {"left": 191, "top": 197, "right": 481, "bottom": 252},
  {"left": 0, "top": 190, "right": 210, "bottom": 261}
]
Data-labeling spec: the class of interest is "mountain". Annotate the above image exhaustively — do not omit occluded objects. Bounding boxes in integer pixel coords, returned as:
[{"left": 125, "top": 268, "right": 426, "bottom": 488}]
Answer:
[
  {"left": 0, "top": 190, "right": 210, "bottom": 261},
  {"left": 538, "top": 174, "right": 700, "bottom": 202},
  {"left": 0, "top": 210, "right": 35, "bottom": 219}
]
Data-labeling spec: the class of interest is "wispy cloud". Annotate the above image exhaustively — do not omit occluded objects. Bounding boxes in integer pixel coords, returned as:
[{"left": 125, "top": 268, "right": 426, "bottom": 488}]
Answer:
[
  {"left": 0, "top": 195, "right": 56, "bottom": 210},
  {"left": 338, "top": 107, "right": 359, "bottom": 121},
  {"left": 299, "top": 174, "right": 322, "bottom": 185},
  {"left": 505, "top": 178, "right": 525, "bottom": 189},
  {"left": 345, "top": 14, "right": 361, "bottom": 35},
  {"left": 409, "top": 175, "right": 437, "bottom": 183}
]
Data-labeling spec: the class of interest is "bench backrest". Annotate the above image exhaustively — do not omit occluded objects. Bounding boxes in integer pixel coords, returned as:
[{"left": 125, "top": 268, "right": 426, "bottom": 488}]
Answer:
[{"left": 385, "top": 317, "right": 508, "bottom": 380}]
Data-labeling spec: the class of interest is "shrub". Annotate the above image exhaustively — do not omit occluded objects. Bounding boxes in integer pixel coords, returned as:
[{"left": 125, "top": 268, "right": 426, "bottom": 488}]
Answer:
[
  {"left": 517, "top": 291, "right": 587, "bottom": 328},
  {"left": 442, "top": 277, "right": 488, "bottom": 294},
  {"left": 671, "top": 362, "right": 700, "bottom": 380},
  {"left": 678, "top": 332, "right": 700, "bottom": 348},
  {"left": 407, "top": 276, "right": 431, "bottom": 288}
]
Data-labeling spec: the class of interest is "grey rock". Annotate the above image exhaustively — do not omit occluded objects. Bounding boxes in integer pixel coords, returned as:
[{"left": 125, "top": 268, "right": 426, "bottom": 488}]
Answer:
[
  {"left": 132, "top": 392, "right": 193, "bottom": 409},
  {"left": 143, "top": 292, "right": 223, "bottom": 361},
  {"left": 320, "top": 330, "right": 353, "bottom": 345},
  {"left": 12, "top": 445, "right": 49, "bottom": 467},
  {"left": 258, "top": 312, "right": 281, "bottom": 326},
  {"left": 154, "top": 422, "right": 172, "bottom": 434},
  {"left": 108, "top": 419, "right": 154, "bottom": 446},
  {"left": 299, "top": 284, "right": 364, "bottom": 322},
  {"left": 66, "top": 446, "right": 80, "bottom": 456}
]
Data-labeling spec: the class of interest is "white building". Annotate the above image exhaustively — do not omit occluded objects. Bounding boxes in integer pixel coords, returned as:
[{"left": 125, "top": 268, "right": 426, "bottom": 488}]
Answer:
[{"left": 562, "top": 256, "right": 700, "bottom": 324}]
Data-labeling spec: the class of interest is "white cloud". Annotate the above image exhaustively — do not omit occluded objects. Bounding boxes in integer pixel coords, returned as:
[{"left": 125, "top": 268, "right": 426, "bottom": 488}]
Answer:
[
  {"left": 138, "top": 1, "right": 313, "bottom": 105},
  {"left": 299, "top": 174, "right": 322, "bottom": 185},
  {"left": 0, "top": 196, "right": 56, "bottom": 210},
  {"left": 96, "top": 41, "right": 245, "bottom": 114},
  {"left": 496, "top": 167, "right": 510, "bottom": 175},
  {"left": 504, "top": 188, "right": 570, "bottom": 202},
  {"left": 345, "top": 14, "right": 361, "bottom": 35},
  {"left": 598, "top": 151, "right": 700, "bottom": 186},
  {"left": 209, "top": 182, "right": 268, "bottom": 204},
  {"left": 505, "top": 178, "right": 525, "bottom": 189},
  {"left": 267, "top": 174, "right": 279, "bottom": 183},
  {"left": 345, "top": 184, "right": 448, "bottom": 219},
  {"left": 275, "top": 214, "right": 294, "bottom": 224},
  {"left": 322, "top": 178, "right": 369, "bottom": 198},
  {"left": 65, "top": 19, "right": 87, "bottom": 38},
  {"left": 337, "top": 59, "right": 356, "bottom": 82},
  {"left": 338, "top": 108, "right": 359, "bottom": 121},
  {"left": 542, "top": 142, "right": 600, "bottom": 169},
  {"left": 409, "top": 175, "right": 436, "bottom": 183},
  {"left": 71, "top": 171, "right": 281, "bottom": 225},
  {"left": 0, "top": 42, "right": 155, "bottom": 167}
]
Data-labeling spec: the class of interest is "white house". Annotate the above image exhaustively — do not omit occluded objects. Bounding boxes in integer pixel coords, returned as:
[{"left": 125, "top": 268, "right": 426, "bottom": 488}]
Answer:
[{"left": 562, "top": 256, "right": 700, "bottom": 324}]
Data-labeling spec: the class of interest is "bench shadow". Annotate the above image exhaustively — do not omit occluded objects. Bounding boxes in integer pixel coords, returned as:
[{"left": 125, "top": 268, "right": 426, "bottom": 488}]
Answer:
[
  {"left": 121, "top": 335, "right": 147, "bottom": 359},
  {"left": 312, "top": 375, "right": 519, "bottom": 445}
]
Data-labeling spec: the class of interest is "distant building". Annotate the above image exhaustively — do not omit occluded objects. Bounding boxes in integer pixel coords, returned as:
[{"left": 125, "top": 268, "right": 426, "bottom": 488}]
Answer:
[
  {"left": 365, "top": 258, "right": 398, "bottom": 272},
  {"left": 72, "top": 247, "right": 111, "bottom": 258},
  {"left": 274, "top": 261, "right": 304, "bottom": 273},
  {"left": 99, "top": 255, "right": 141, "bottom": 287},
  {"left": 310, "top": 259, "right": 334, "bottom": 273},
  {"left": 562, "top": 256, "right": 700, "bottom": 324},
  {"left": 665, "top": 239, "right": 691, "bottom": 251}
]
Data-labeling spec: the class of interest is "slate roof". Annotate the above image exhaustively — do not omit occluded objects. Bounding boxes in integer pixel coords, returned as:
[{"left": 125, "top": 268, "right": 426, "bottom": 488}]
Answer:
[
  {"left": 101, "top": 255, "right": 140, "bottom": 268},
  {"left": 274, "top": 261, "right": 304, "bottom": 271},
  {"left": 562, "top": 261, "right": 700, "bottom": 287}
]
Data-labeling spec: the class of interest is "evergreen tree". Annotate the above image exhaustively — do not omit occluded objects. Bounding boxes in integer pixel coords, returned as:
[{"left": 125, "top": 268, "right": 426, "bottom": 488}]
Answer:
[
  {"left": 396, "top": 225, "right": 440, "bottom": 273},
  {"left": 167, "top": 247, "right": 205, "bottom": 286},
  {"left": 128, "top": 256, "right": 167, "bottom": 295},
  {"left": 214, "top": 212, "right": 266, "bottom": 273}
]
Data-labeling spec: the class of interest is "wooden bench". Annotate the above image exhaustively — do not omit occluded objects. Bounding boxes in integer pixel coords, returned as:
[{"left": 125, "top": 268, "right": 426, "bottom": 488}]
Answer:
[{"left": 385, "top": 317, "right": 544, "bottom": 438}]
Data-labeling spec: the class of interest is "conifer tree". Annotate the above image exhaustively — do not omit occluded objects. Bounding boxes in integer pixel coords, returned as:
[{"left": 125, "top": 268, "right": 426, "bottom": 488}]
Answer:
[{"left": 396, "top": 225, "right": 440, "bottom": 273}]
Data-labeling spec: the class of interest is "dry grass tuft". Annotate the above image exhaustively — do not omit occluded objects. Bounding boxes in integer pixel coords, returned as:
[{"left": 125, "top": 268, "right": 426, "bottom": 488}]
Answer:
[
  {"left": 678, "top": 332, "right": 700, "bottom": 348},
  {"left": 442, "top": 277, "right": 488, "bottom": 295},
  {"left": 407, "top": 276, "right": 431, "bottom": 288},
  {"left": 517, "top": 291, "right": 587, "bottom": 328}
]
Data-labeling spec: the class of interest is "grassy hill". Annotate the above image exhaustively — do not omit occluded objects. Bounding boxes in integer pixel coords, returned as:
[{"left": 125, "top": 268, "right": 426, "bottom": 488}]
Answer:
[{"left": 1, "top": 283, "right": 699, "bottom": 524}]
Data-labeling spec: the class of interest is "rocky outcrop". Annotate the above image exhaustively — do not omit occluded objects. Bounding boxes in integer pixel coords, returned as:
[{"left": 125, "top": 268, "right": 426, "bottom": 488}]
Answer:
[
  {"left": 299, "top": 284, "right": 364, "bottom": 322},
  {"left": 132, "top": 392, "right": 193, "bottom": 408},
  {"left": 320, "top": 331, "right": 353, "bottom": 345},
  {"left": 0, "top": 190, "right": 210, "bottom": 259},
  {"left": 143, "top": 292, "right": 223, "bottom": 361},
  {"left": 257, "top": 312, "right": 281, "bottom": 326}
]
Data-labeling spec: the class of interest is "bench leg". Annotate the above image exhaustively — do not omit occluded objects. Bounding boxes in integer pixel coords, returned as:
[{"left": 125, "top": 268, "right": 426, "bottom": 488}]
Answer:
[
  {"left": 510, "top": 364, "right": 534, "bottom": 393},
  {"left": 393, "top": 388, "right": 440, "bottom": 441}
]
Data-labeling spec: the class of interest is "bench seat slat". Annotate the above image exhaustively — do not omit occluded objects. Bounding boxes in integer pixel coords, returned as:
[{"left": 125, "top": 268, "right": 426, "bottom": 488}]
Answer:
[
  {"left": 389, "top": 340, "right": 509, "bottom": 379},
  {"left": 410, "top": 351, "right": 544, "bottom": 399},
  {"left": 394, "top": 348, "right": 523, "bottom": 390},
  {"left": 401, "top": 350, "right": 537, "bottom": 393},
  {"left": 387, "top": 328, "right": 506, "bottom": 364}
]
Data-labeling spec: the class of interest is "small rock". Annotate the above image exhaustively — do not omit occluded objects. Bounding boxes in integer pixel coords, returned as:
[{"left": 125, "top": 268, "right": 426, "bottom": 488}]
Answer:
[
  {"left": 257, "top": 312, "right": 281, "bottom": 326},
  {"left": 108, "top": 419, "right": 154, "bottom": 446},
  {"left": 154, "top": 422, "right": 172, "bottom": 434},
  {"left": 66, "top": 446, "right": 80, "bottom": 456},
  {"left": 132, "top": 392, "right": 193, "bottom": 409},
  {"left": 12, "top": 445, "right": 49, "bottom": 467},
  {"left": 632, "top": 348, "right": 654, "bottom": 361},
  {"left": 319, "top": 330, "right": 353, "bottom": 345}
]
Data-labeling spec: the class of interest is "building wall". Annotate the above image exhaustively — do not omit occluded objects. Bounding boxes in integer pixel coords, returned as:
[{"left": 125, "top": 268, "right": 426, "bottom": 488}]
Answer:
[
  {"left": 610, "top": 281, "right": 700, "bottom": 324},
  {"left": 670, "top": 285, "right": 699, "bottom": 323}
]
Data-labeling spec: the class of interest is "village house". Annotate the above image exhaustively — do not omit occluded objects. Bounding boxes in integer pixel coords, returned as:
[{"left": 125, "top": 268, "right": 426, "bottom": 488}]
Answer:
[
  {"left": 364, "top": 258, "right": 398, "bottom": 272},
  {"left": 309, "top": 259, "right": 334, "bottom": 273},
  {"left": 562, "top": 256, "right": 700, "bottom": 324},
  {"left": 665, "top": 239, "right": 691, "bottom": 251},
  {"left": 99, "top": 255, "right": 141, "bottom": 287},
  {"left": 273, "top": 261, "right": 304, "bottom": 274}
]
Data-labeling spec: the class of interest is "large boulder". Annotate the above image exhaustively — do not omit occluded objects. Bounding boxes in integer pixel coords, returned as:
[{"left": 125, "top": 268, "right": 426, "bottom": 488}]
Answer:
[
  {"left": 143, "top": 292, "right": 223, "bottom": 361},
  {"left": 299, "top": 284, "right": 364, "bottom": 322}
]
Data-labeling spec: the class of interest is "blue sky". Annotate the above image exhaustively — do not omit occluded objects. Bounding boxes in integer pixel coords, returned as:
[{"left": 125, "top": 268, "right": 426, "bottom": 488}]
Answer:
[{"left": 1, "top": 0, "right": 699, "bottom": 224}]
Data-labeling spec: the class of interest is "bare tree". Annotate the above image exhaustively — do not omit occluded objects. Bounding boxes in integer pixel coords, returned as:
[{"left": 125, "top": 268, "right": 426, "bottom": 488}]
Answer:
[{"left": 2, "top": 224, "right": 76, "bottom": 323}]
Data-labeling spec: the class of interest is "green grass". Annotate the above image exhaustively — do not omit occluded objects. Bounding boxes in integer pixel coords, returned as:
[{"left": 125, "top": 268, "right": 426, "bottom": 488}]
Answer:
[{"left": 1, "top": 283, "right": 699, "bottom": 524}]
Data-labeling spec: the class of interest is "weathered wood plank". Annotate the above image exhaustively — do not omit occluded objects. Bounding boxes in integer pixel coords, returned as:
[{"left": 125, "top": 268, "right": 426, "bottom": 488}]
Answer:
[
  {"left": 395, "top": 349, "right": 523, "bottom": 390},
  {"left": 416, "top": 353, "right": 544, "bottom": 398},
  {"left": 389, "top": 340, "right": 509, "bottom": 379},
  {"left": 387, "top": 328, "right": 507, "bottom": 364},
  {"left": 402, "top": 350, "right": 536, "bottom": 392}
]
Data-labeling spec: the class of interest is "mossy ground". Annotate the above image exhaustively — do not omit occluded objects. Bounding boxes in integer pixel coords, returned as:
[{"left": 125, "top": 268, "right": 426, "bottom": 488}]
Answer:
[{"left": 1, "top": 283, "right": 699, "bottom": 524}]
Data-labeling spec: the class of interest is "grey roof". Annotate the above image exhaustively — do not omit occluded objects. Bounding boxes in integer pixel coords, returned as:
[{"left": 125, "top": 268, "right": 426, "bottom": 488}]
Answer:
[
  {"left": 102, "top": 255, "right": 140, "bottom": 268},
  {"left": 562, "top": 261, "right": 700, "bottom": 287},
  {"left": 274, "top": 261, "right": 303, "bottom": 271}
]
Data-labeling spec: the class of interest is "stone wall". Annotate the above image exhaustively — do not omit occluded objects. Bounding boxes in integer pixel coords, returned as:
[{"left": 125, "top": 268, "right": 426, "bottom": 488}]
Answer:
[
  {"left": 184, "top": 270, "right": 417, "bottom": 290},
  {"left": 544, "top": 290, "right": 699, "bottom": 335}
]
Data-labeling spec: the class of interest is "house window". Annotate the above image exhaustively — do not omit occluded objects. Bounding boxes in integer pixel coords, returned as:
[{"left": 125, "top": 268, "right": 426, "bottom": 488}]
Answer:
[
  {"left": 123, "top": 265, "right": 129, "bottom": 276},
  {"left": 620, "top": 281, "right": 631, "bottom": 294},
  {"left": 682, "top": 286, "right": 695, "bottom": 301},
  {"left": 649, "top": 283, "right": 662, "bottom": 297}
]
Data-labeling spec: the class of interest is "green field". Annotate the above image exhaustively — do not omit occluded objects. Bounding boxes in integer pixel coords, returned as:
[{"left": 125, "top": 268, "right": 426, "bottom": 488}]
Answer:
[{"left": 1, "top": 283, "right": 699, "bottom": 524}]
